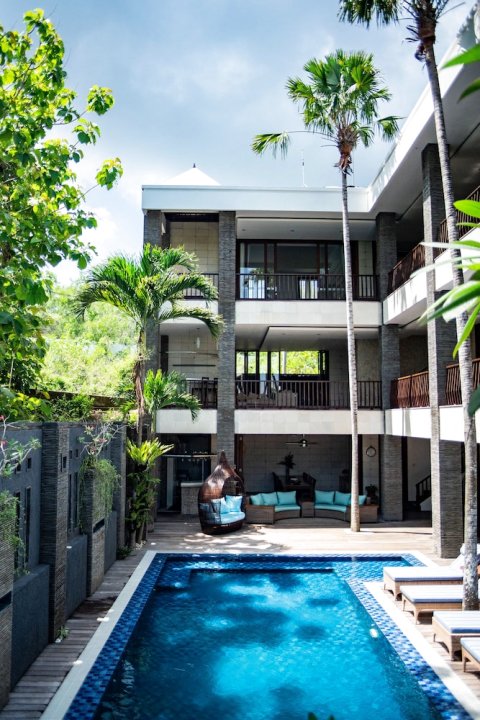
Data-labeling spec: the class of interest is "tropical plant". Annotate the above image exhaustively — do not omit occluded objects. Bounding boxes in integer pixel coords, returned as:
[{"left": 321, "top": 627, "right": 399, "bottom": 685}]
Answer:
[
  {"left": 126, "top": 438, "right": 174, "bottom": 544},
  {"left": 144, "top": 369, "right": 200, "bottom": 433},
  {"left": 253, "top": 50, "right": 398, "bottom": 532},
  {"left": 73, "top": 244, "right": 222, "bottom": 442},
  {"left": 338, "top": 0, "right": 478, "bottom": 608},
  {"left": 0, "top": 9, "right": 121, "bottom": 397}
]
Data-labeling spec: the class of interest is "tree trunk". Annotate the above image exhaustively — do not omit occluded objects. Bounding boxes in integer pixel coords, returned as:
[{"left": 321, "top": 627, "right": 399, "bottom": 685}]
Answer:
[
  {"left": 425, "top": 45, "right": 478, "bottom": 609},
  {"left": 341, "top": 170, "right": 360, "bottom": 532}
]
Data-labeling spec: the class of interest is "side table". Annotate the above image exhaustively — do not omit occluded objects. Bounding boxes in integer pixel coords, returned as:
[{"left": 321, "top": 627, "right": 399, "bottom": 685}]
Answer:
[{"left": 301, "top": 501, "right": 314, "bottom": 518}]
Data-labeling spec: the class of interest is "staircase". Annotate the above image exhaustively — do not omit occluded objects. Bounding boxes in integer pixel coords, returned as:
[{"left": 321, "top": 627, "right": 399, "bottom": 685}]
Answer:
[{"left": 415, "top": 475, "right": 431, "bottom": 510}]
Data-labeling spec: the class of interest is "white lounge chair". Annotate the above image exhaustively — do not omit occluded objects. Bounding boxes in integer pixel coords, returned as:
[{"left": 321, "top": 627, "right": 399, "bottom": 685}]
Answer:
[
  {"left": 461, "top": 637, "right": 480, "bottom": 672},
  {"left": 383, "top": 565, "right": 463, "bottom": 600},
  {"left": 400, "top": 584, "right": 467, "bottom": 622},
  {"left": 432, "top": 610, "right": 480, "bottom": 659}
]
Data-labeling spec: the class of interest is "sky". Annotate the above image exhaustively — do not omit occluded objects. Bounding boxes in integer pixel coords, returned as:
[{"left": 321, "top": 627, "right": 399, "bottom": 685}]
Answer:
[{"left": 0, "top": 0, "right": 473, "bottom": 283}]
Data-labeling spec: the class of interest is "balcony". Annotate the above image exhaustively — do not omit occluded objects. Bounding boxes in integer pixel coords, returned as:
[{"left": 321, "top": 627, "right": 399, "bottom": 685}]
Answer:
[
  {"left": 182, "top": 273, "right": 218, "bottom": 298},
  {"left": 235, "top": 379, "right": 381, "bottom": 409},
  {"left": 236, "top": 273, "right": 378, "bottom": 301},
  {"left": 388, "top": 184, "right": 480, "bottom": 295},
  {"left": 390, "top": 358, "right": 480, "bottom": 408}
]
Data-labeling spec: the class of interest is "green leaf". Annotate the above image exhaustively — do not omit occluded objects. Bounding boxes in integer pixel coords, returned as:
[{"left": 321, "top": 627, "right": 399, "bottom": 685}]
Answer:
[
  {"left": 468, "top": 385, "right": 480, "bottom": 417},
  {"left": 460, "top": 78, "right": 480, "bottom": 100},
  {"left": 443, "top": 45, "right": 480, "bottom": 69},
  {"left": 454, "top": 200, "right": 480, "bottom": 219}
]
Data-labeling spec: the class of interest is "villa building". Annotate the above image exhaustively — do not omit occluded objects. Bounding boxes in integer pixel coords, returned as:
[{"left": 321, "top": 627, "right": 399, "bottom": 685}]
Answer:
[{"left": 142, "top": 10, "right": 479, "bottom": 558}]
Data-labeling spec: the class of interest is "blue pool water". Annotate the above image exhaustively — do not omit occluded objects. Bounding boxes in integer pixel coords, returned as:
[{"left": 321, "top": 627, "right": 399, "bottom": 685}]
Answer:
[{"left": 65, "top": 555, "right": 470, "bottom": 720}]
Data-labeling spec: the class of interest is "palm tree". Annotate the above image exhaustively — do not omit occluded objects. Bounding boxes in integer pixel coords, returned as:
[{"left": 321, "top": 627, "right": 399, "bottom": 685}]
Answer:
[
  {"left": 252, "top": 50, "right": 398, "bottom": 532},
  {"left": 144, "top": 369, "right": 200, "bottom": 433},
  {"left": 73, "top": 244, "right": 222, "bottom": 441},
  {"left": 339, "top": 0, "right": 478, "bottom": 609}
]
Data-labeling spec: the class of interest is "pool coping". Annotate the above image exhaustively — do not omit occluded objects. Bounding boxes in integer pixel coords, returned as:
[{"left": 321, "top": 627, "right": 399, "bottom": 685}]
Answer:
[
  {"left": 366, "top": 582, "right": 480, "bottom": 720},
  {"left": 41, "top": 550, "right": 474, "bottom": 719}
]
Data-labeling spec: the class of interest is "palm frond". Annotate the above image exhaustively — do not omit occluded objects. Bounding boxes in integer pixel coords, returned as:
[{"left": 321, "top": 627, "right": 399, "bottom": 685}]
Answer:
[
  {"left": 144, "top": 369, "right": 200, "bottom": 420},
  {"left": 251, "top": 132, "right": 291, "bottom": 158},
  {"left": 157, "top": 304, "right": 223, "bottom": 339},
  {"left": 338, "top": 0, "right": 401, "bottom": 27}
]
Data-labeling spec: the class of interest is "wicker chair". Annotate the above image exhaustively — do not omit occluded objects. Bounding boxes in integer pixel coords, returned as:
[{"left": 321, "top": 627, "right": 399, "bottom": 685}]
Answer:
[{"left": 197, "top": 451, "right": 246, "bottom": 534}]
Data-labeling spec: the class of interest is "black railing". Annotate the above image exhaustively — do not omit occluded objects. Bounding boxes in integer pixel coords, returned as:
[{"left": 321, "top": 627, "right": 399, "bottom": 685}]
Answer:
[
  {"left": 235, "top": 379, "right": 381, "bottom": 409},
  {"left": 183, "top": 273, "right": 218, "bottom": 298},
  {"left": 415, "top": 475, "right": 431, "bottom": 508},
  {"left": 237, "top": 273, "right": 378, "bottom": 301}
]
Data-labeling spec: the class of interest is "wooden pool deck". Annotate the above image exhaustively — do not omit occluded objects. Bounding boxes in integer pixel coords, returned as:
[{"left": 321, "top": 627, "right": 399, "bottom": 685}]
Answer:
[{"left": 1, "top": 516, "right": 479, "bottom": 719}]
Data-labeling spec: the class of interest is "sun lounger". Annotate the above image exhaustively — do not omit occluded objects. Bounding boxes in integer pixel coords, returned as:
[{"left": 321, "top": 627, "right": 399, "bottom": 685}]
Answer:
[
  {"left": 383, "top": 565, "right": 463, "bottom": 599},
  {"left": 400, "top": 584, "right": 466, "bottom": 623},
  {"left": 432, "top": 611, "right": 480, "bottom": 659},
  {"left": 461, "top": 637, "right": 480, "bottom": 672}
]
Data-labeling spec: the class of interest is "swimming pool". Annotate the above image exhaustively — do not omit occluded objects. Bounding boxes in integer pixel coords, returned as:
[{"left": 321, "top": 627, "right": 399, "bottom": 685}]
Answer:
[{"left": 60, "top": 554, "right": 472, "bottom": 720}]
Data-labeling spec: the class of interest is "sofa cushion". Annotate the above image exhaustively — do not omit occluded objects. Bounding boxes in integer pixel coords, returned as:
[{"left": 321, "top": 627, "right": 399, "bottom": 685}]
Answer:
[
  {"left": 315, "top": 503, "right": 347, "bottom": 514},
  {"left": 262, "top": 491, "right": 279, "bottom": 506},
  {"left": 274, "top": 504, "right": 299, "bottom": 512},
  {"left": 250, "top": 493, "right": 265, "bottom": 505},
  {"left": 224, "top": 495, "right": 243, "bottom": 512},
  {"left": 358, "top": 494, "right": 367, "bottom": 506},
  {"left": 315, "top": 490, "right": 335, "bottom": 505},
  {"left": 199, "top": 502, "right": 221, "bottom": 523},
  {"left": 334, "top": 491, "right": 351, "bottom": 506},
  {"left": 277, "top": 490, "right": 297, "bottom": 506},
  {"left": 218, "top": 511, "right": 245, "bottom": 525}
]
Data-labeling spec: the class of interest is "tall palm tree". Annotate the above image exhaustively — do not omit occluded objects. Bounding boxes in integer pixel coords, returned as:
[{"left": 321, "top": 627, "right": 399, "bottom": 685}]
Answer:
[
  {"left": 253, "top": 50, "right": 398, "bottom": 532},
  {"left": 73, "top": 244, "right": 222, "bottom": 441},
  {"left": 339, "top": 0, "right": 478, "bottom": 610}
]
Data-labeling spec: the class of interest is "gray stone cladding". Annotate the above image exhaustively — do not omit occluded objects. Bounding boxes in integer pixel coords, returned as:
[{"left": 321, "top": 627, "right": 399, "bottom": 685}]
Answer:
[
  {"left": 109, "top": 426, "right": 126, "bottom": 548},
  {"left": 40, "top": 422, "right": 68, "bottom": 642},
  {"left": 0, "top": 532, "right": 13, "bottom": 707},
  {"left": 423, "top": 144, "right": 464, "bottom": 557},
  {"left": 376, "top": 212, "right": 403, "bottom": 520},
  {"left": 80, "top": 467, "right": 106, "bottom": 596},
  {"left": 217, "top": 212, "right": 236, "bottom": 463}
]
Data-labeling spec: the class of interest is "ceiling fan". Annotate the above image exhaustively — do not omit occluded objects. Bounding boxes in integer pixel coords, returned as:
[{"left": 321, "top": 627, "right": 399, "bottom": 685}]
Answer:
[{"left": 285, "top": 435, "right": 318, "bottom": 449}]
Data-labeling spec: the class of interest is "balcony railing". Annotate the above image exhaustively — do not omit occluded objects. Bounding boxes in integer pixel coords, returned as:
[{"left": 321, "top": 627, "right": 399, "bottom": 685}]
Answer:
[
  {"left": 390, "top": 371, "right": 429, "bottom": 408},
  {"left": 388, "top": 184, "right": 480, "bottom": 294},
  {"left": 390, "top": 357, "right": 480, "bottom": 408},
  {"left": 236, "top": 273, "right": 378, "bottom": 301},
  {"left": 186, "top": 378, "right": 217, "bottom": 408},
  {"left": 235, "top": 379, "right": 381, "bottom": 409},
  {"left": 182, "top": 273, "right": 218, "bottom": 298},
  {"left": 445, "top": 358, "right": 480, "bottom": 405}
]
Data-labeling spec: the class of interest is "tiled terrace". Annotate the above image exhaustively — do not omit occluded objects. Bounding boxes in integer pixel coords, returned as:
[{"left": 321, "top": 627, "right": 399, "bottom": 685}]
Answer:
[{"left": 1, "top": 516, "right": 479, "bottom": 719}]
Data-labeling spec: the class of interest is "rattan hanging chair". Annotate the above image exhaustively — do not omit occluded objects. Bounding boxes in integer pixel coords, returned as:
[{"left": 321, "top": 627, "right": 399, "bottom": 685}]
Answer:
[{"left": 197, "top": 451, "right": 246, "bottom": 534}]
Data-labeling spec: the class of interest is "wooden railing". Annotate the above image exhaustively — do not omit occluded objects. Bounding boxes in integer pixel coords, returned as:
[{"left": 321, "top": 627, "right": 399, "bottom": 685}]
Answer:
[
  {"left": 388, "top": 243, "right": 425, "bottom": 294},
  {"left": 186, "top": 378, "right": 217, "bottom": 408},
  {"left": 237, "top": 273, "right": 378, "bottom": 301},
  {"left": 437, "top": 184, "right": 480, "bottom": 245},
  {"left": 390, "top": 371, "right": 429, "bottom": 408},
  {"left": 183, "top": 273, "right": 218, "bottom": 298},
  {"left": 388, "top": 184, "right": 480, "bottom": 294},
  {"left": 235, "top": 379, "right": 381, "bottom": 409},
  {"left": 445, "top": 358, "right": 480, "bottom": 405}
]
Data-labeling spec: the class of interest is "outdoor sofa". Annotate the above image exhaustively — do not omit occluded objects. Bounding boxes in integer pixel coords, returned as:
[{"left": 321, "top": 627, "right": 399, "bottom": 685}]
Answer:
[
  {"left": 245, "top": 491, "right": 301, "bottom": 524},
  {"left": 313, "top": 490, "right": 377, "bottom": 522}
]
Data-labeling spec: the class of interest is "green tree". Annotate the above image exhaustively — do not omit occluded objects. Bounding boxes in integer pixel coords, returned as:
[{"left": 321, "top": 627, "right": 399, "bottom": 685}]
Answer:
[
  {"left": 73, "top": 244, "right": 222, "bottom": 441},
  {"left": 339, "top": 0, "right": 478, "bottom": 609},
  {"left": 253, "top": 50, "right": 398, "bottom": 532},
  {"left": 0, "top": 9, "right": 122, "bottom": 396},
  {"left": 40, "top": 283, "right": 136, "bottom": 397},
  {"left": 144, "top": 369, "right": 200, "bottom": 433}
]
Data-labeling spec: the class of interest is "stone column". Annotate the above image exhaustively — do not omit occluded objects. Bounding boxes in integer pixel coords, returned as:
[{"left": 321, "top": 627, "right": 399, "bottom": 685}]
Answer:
[
  {"left": 144, "top": 211, "right": 170, "bottom": 377},
  {"left": 423, "top": 144, "right": 463, "bottom": 557},
  {"left": 79, "top": 465, "right": 106, "bottom": 596},
  {"left": 377, "top": 212, "right": 403, "bottom": 520},
  {"left": 217, "top": 211, "right": 236, "bottom": 464},
  {"left": 109, "top": 425, "right": 126, "bottom": 548},
  {"left": 40, "top": 422, "right": 68, "bottom": 642}
]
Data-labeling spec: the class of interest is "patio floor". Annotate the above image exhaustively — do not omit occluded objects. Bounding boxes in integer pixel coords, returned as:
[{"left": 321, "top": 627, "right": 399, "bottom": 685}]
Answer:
[{"left": 1, "top": 516, "right": 479, "bottom": 719}]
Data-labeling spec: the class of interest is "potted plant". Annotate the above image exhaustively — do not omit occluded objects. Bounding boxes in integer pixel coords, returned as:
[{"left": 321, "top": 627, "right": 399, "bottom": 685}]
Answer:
[{"left": 279, "top": 452, "right": 295, "bottom": 481}]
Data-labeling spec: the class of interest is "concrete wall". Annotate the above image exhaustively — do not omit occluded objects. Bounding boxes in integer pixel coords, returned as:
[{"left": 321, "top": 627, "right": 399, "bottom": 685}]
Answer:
[
  {"left": 104, "top": 511, "right": 118, "bottom": 572},
  {"left": 400, "top": 336, "right": 429, "bottom": 375},
  {"left": 65, "top": 535, "right": 87, "bottom": 617},
  {"left": 11, "top": 565, "right": 49, "bottom": 687},
  {"left": 357, "top": 339, "right": 380, "bottom": 381}
]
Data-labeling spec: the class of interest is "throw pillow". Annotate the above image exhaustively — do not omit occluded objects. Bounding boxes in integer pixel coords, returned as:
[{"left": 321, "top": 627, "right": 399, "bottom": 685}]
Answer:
[
  {"left": 315, "top": 490, "right": 335, "bottom": 505},
  {"left": 250, "top": 493, "right": 265, "bottom": 506},
  {"left": 262, "top": 491, "right": 279, "bottom": 506},
  {"left": 334, "top": 491, "right": 351, "bottom": 506},
  {"left": 224, "top": 495, "right": 243, "bottom": 512},
  {"left": 277, "top": 490, "right": 297, "bottom": 505}
]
